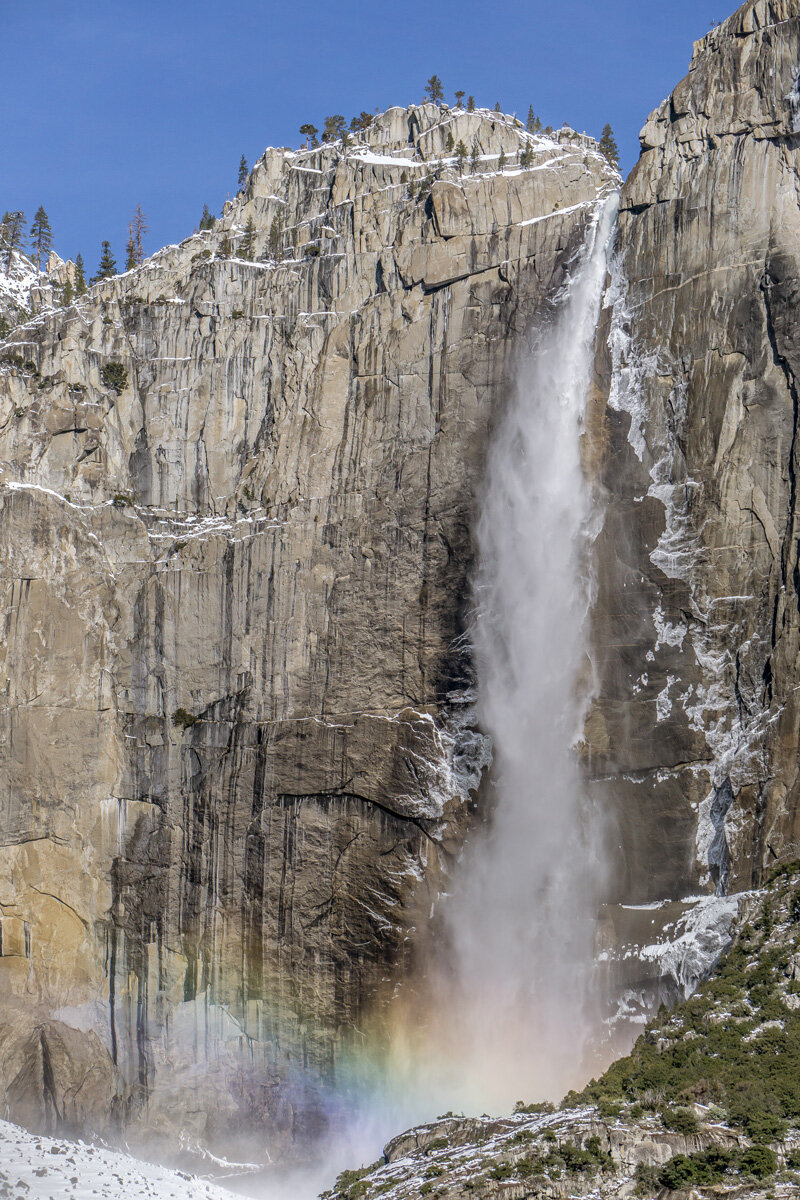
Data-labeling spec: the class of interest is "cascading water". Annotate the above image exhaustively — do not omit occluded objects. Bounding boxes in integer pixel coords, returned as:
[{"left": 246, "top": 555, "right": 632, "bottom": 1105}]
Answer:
[{"left": 398, "top": 192, "right": 621, "bottom": 1112}]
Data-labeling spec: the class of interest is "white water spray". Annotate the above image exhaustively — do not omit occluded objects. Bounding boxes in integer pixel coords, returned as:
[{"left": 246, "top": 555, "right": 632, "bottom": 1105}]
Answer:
[{"left": 416, "top": 194, "right": 620, "bottom": 1110}]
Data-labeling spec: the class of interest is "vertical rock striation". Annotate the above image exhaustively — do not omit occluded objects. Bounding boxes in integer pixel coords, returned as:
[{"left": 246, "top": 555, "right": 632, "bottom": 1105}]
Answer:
[
  {"left": 588, "top": 0, "right": 800, "bottom": 1015},
  {"left": 0, "top": 105, "right": 615, "bottom": 1150}
]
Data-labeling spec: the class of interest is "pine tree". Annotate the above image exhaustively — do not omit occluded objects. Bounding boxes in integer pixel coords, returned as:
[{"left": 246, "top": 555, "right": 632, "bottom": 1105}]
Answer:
[
  {"left": 199, "top": 204, "right": 216, "bottom": 231},
  {"left": 454, "top": 90, "right": 465, "bottom": 107},
  {"left": 498, "top": 148, "right": 507, "bottom": 170},
  {"left": 323, "top": 114, "right": 347, "bottom": 142},
  {"left": 29, "top": 207, "right": 53, "bottom": 272},
  {"left": 520, "top": 145, "right": 533, "bottom": 168},
  {"left": 467, "top": 95, "right": 475, "bottom": 113},
  {"left": 494, "top": 101, "right": 502, "bottom": 113},
  {"left": 62, "top": 277, "right": 74, "bottom": 306},
  {"left": 74, "top": 253, "right": 87, "bottom": 295},
  {"left": 454, "top": 140, "right": 468, "bottom": 177},
  {"left": 2, "top": 211, "right": 26, "bottom": 276},
  {"left": 599, "top": 123, "right": 620, "bottom": 169},
  {"left": 300, "top": 123, "right": 319, "bottom": 149},
  {"left": 526, "top": 105, "right": 544, "bottom": 134},
  {"left": 93, "top": 241, "right": 117, "bottom": 282},
  {"left": 424, "top": 75, "right": 444, "bottom": 103},
  {"left": 350, "top": 112, "right": 373, "bottom": 134},
  {"left": 128, "top": 205, "right": 148, "bottom": 265},
  {"left": 446, "top": 129, "right": 455, "bottom": 152},
  {"left": 238, "top": 154, "right": 249, "bottom": 191},
  {"left": 470, "top": 140, "right": 481, "bottom": 172},
  {"left": 241, "top": 215, "right": 256, "bottom": 260},
  {"left": 125, "top": 235, "right": 137, "bottom": 271},
  {"left": 268, "top": 214, "right": 283, "bottom": 258}
]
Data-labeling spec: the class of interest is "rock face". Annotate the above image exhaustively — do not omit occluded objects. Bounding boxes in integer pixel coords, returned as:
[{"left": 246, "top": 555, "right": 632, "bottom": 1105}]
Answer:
[
  {"left": 586, "top": 0, "right": 800, "bottom": 1016},
  {"left": 0, "top": 106, "right": 615, "bottom": 1151}
]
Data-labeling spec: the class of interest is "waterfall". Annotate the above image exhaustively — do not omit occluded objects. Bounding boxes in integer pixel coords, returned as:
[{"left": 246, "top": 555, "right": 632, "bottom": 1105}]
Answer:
[{"left": 417, "top": 193, "right": 620, "bottom": 1110}]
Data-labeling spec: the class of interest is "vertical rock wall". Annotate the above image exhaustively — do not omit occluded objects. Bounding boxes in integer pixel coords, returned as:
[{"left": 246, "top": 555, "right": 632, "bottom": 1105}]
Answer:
[{"left": 588, "top": 0, "right": 800, "bottom": 1015}]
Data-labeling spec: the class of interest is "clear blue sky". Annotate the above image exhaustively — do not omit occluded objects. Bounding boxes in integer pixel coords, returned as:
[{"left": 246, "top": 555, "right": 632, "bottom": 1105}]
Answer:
[{"left": 5, "top": 0, "right": 730, "bottom": 270}]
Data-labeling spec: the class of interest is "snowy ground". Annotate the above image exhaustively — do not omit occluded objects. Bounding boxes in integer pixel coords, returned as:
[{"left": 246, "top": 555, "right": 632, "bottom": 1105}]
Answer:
[
  {"left": 0, "top": 1119, "right": 236, "bottom": 1200},
  {"left": 0, "top": 250, "right": 40, "bottom": 323}
]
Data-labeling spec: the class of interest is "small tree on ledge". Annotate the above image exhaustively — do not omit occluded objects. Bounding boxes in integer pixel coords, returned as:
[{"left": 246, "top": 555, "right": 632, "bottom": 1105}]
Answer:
[
  {"left": 599, "top": 123, "right": 620, "bottom": 169},
  {"left": 241, "top": 215, "right": 256, "bottom": 260},
  {"left": 454, "top": 140, "right": 467, "bottom": 176}
]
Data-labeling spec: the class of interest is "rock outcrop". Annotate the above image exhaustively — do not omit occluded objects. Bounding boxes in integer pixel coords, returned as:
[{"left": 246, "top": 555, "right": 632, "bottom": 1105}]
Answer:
[
  {"left": 0, "top": 106, "right": 615, "bottom": 1152},
  {"left": 327, "top": 863, "right": 800, "bottom": 1200},
  {"left": 587, "top": 0, "right": 800, "bottom": 1021}
]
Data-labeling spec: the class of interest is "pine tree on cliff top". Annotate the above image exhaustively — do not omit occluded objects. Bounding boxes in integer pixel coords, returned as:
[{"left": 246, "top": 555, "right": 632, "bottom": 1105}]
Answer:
[
  {"left": 425, "top": 75, "right": 444, "bottom": 103},
  {"left": 323, "top": 114, "right": 347, "bottom": 142},
  {"left": 599, "top": 123, "right": 620, "bottom": 169},
  {"left": 299, "top": 123, "right": 318, "bottom": 149},
  {"left": 93, "top": 240, "right": 117, "bottom": 282},
  {"left": 199, "top": 203, "right": 216, "bottom": 230},
  {"left": 2, "top": 211, "right": 26, "bottom": 276},
  {"left": 128, "top": 205, "right": 148, "bottom": 266},
  {"left": 350, "top": 111, "right": 374, "bottom": 134},
  {"left": 125, "top": 235, "right": 137, "bottom": 272},
  {"left": 29, "top": 207, "right": 53, "bottom": 272},
  {"left": 238, "top": 154, "right": 249, "bottom": 191}
]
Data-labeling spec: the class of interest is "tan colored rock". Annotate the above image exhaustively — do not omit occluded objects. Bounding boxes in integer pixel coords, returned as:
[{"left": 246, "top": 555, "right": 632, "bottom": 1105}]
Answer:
[{"left": 430, "top": 181, "right": 470, "bottom": 238}]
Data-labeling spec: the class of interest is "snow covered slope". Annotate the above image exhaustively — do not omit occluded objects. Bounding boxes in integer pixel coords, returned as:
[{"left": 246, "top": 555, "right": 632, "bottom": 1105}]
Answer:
[
  {"left": 0, "top": 250, "right": 40, "bottom": 329},
  {"left": 0, "top": 1119, "right": 236, "bottom": 1200}
]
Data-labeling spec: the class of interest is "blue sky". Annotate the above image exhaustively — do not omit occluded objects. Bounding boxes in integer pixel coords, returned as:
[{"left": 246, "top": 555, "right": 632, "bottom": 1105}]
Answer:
[{"left": 5, "top": 0, "right": 729, "bottom": 269}]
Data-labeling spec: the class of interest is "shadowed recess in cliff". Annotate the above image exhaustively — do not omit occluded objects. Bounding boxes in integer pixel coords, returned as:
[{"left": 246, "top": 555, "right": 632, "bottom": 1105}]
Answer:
[{"left": 383, "top": 192, "right": 621, "bottom": 1114}]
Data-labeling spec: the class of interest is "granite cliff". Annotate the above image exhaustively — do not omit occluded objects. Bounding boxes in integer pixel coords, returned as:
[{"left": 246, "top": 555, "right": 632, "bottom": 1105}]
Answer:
[
  {"left": 0, "top": 106, "right": 615, "bottom": 1153},
  {"left": 588, "top": 0, "right": 800, "bottom": 1024},
  {"left": 4, "top": 0, "right": 800, "bottom": 1174}
]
